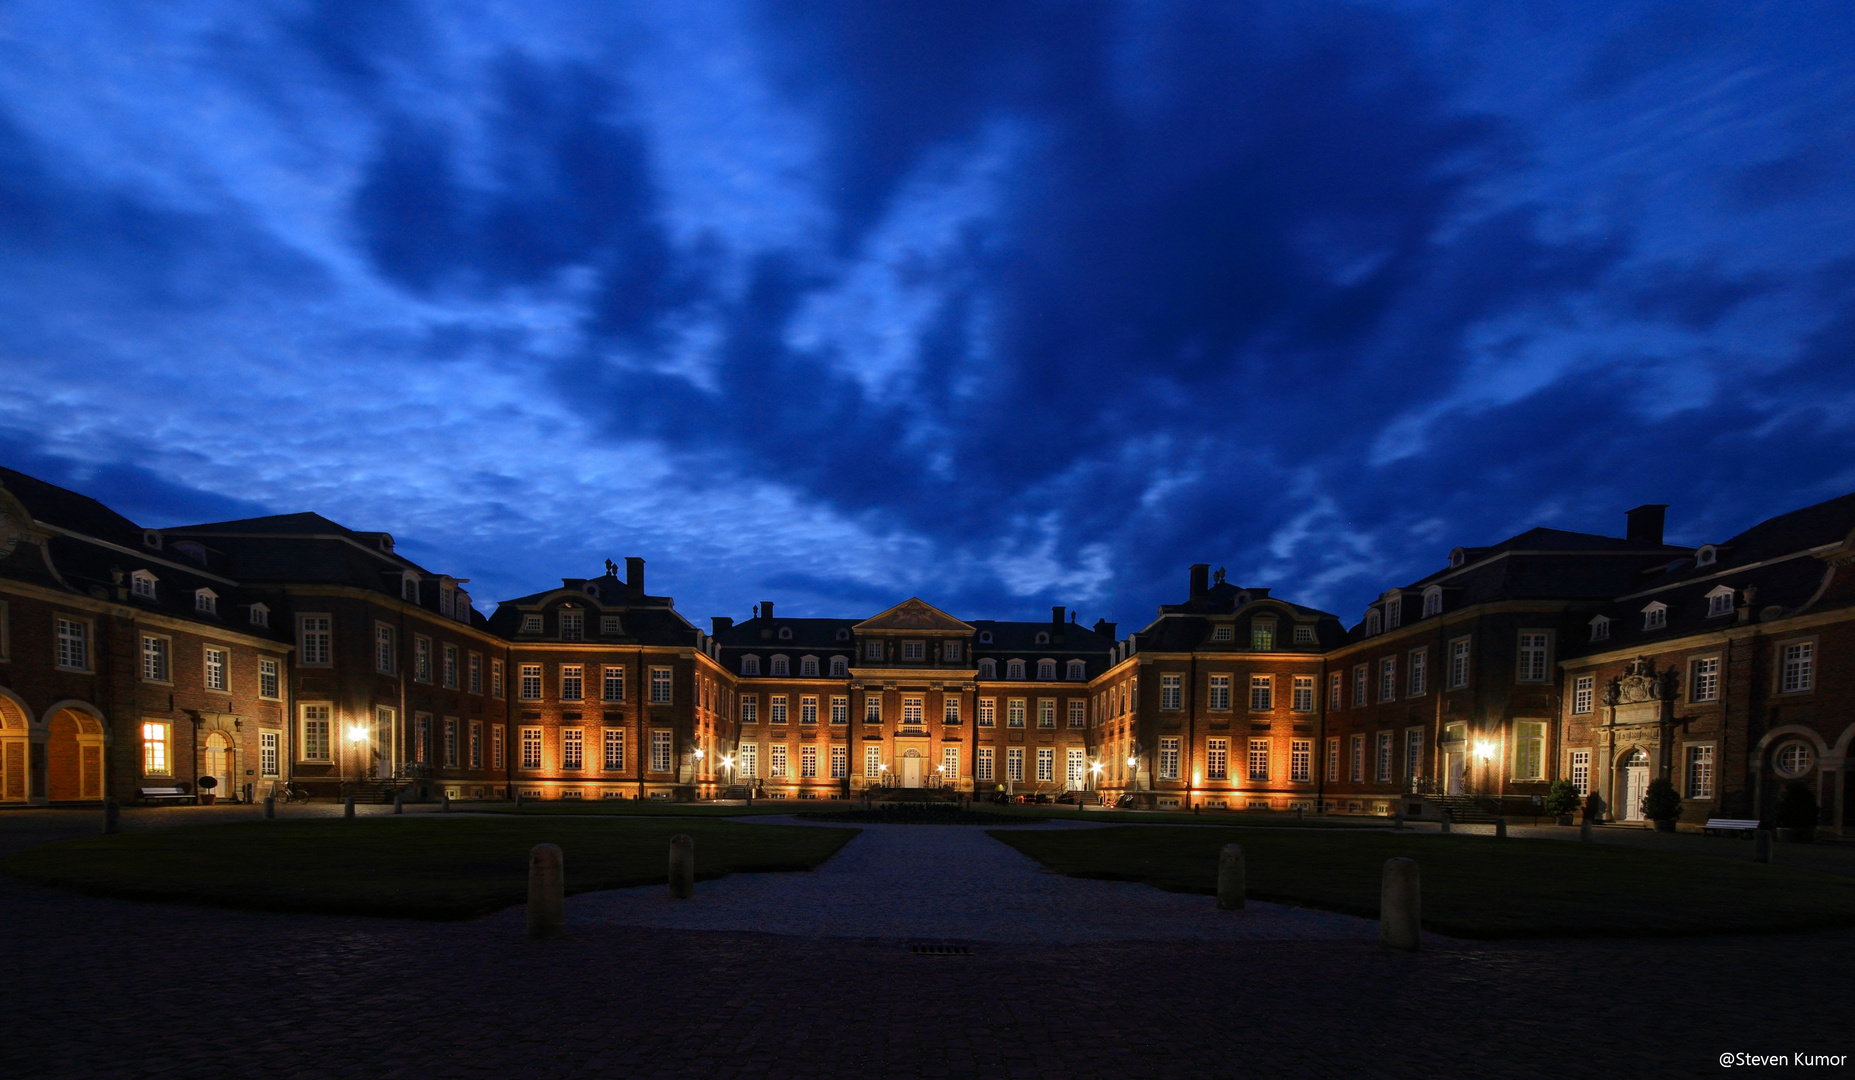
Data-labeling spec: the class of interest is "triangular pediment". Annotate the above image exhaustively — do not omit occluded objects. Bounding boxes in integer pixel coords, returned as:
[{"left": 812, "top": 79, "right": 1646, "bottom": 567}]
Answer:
[{"left": 853, "top": 598, "right": 973, "bottom": 634}]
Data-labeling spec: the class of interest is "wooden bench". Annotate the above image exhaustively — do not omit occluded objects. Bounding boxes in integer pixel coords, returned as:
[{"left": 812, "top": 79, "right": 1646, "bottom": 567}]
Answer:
[
  {"left": 138, "top": 786, "right": 197, "bottom": 805},
  {"left": 1702, "top": 817, "right": 1759, "bottom": 836}
]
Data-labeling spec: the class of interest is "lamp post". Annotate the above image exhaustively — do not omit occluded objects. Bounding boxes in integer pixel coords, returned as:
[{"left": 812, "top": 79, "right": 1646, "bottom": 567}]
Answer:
[
  {"left": 347, "top": 724, "right": 369, "bottom": 784},
  {"left": 721, "top": 754, "right": 734, "bottom": 787}
]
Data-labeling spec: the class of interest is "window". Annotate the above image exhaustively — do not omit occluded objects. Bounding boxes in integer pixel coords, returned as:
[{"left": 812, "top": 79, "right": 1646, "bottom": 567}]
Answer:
[
  {"left": 739, "top": 743, "right": 759, "bottom": 778},
  {"left": 1008, "top": 748, "right": 1026, "bottom": 782},
  {"left": 800, "top": 656, "right": 819, "bottom": 677},
  {"left": 1589, "top": 616, "right": 1610, "bottom": 642},
  {"left": 1208, "top": 675, "right": 1231, "bottom": 711},
  {"left": 1405, "top": 729, "right": 1422, "bottom": 782},
  {"left": 866, "top": 641, "right": 884, "bottom": 661},
  {"left": 901, "top": 640, "right": 925, "bottom": 661},
  {"left": 831, "top": 696, "right": 848, "bottom": 724},
  {"left": 1351, "top": 735, "right": 1365, "bottom": 782},
  {"left": 204, "top": 647, "right": 228, "bottom": 692},
  {"left": 830, "top": 656, "right": 848, "bottom": 677},
  {"left": 977, "top": 747, "right": 994, "bottom": 781},
  {"left": 519, "top": 664, "right": 542, "bottom": 701},
  {"left": 1250, "top": 675, "right": 1273, "bottom": 712},
  {"left": 1378, "top": 657, "right": 1396, "bottom": 702},
  {"left": 1517, "top": 633, "right": 1549, "bottom": 683},
  {"left": 1570, "top": 750, "right": 1590, "bottom": 796},
  {"left": 414, "top": 636, "right": 432, "bottom": 682},
  {"left": 651, "top": 730, "right": 672, "bottom": 772},
  {"left": 1514, "top": 722, "right": 1546, "bottom": 780},
  {"left": 1248, "top": 739, "right": 1270, "bottom": 782},
  {"left": 1449, "top": 638, "right": 1470, "bottom": 688},
  {"left": 1422, "top": 589, "right": 1441, "bottom": 618},
  {"left": 830, "top": 745, "right": 847, "bottom": 778},
  {"left": 469, "top": 653, "right": 483, "bottom": 694},
  {"left": 1690, "top": 657, "right": 1719, "bottom": 703},
  {"left": 249, "top": 604, "right": 269, "bottom": 628},
  {"left": 945, "top": 698, "right": 961, "bottom": 724},
  {"left": 445, "top": 719, "right": 461, "bottom": 768},
  {"left": 141, "top": 722, "right": 170, "bottom": 774},
  {"left": 650, "top": 668, "right": 672, "bottom": 703},
  {"left": 1068, "top": 700, "right": 1085, "bottom": 728},
  {"left": 142, "top": 635, "right": 170, "bottom": 682},
  {"left": 1291, "top": 675, "right": 1314, "bottom": 712},
  {"left": 491, "top": 726, "right": 504, "bottom": 770},
  {"left": 1365, "top": 610, "right": 1381, "bottom": 636},
  {"left": 778, "top": 627, "right": 792, "bottom": 641},
  {"left": 1251, "top": 622, "right": 1275, "bottom": 651},
  {"left": 1573, "top": 675, "right": 1595, "bottom": 715},
  {"left": 801, "top": 696, "right": 818, "bottom": 725},
  {"left": 1407, "top": 650, "right": 1426, "bottom": 697},
  {"left": 301, "top": 704, "right": 331, "bottom": 762},
  {"left": 604, "top": 729, "right": 625, "bottom": 771},
  {"left": 373, "top": 624, "right": 396, "bottom": 674},
  {"left": 259, "top": 657, "right": 280, "bottom": 700},
  {"left": 55, "top": 617, "right": 88, "bottom": 670},
  {"left": 801, "top": 745, "right": 817, "bottom": 778},
  {"left": 1686, "top": 745, "right": 1714, "bottom": 799},
  {"left": 1007, "top": 699, "right": 1026, "bottom": 727},
  {"left": 195, "top": 589, "right": 217, "bottom": 615},
  {"left": 1642, "top": 603, "right": 1667, "bottom": 630},
  {"left": 1035, "top": 632, "right": 1050, "bottom": 646},
  {"left": 414, "top": 714, "right": 430, "bottom": 764},
  {"left": 1780, "top": 641, "right": 1814, "bottom": 693},
  {"left": 131, "top": 570, "right": 157, "bottom": 599},
  {"left": 1294, "top": 625, "right": 1316, "bottom": 644},
  {"left": 601, "top": 616, "right": 622, "bottom": 635},
  {"left": 1327, "top": 737, "right": 1340, "bottom": 783},
  {"left": 1774, "top": 741, "right": 1813, "bottom": 778},
  {"left": 518, "top": 614, "right": 542, "bottom": 634},
  {"left": 1038, "top": 699, "right": 1055, "bottom": 728},
  {"left": 978, "top": 698, "right": 995, "bottom": 727},
  {"left": 865, "top": 697, "right": 882, "bottom": 723},
  {"left": 259, "top": 730, "right": 279, "bottom": 778},
  {"left": 603, "top": 666, "right": 625, "bottom": 702},
  {"left": 1067, "top": 660, "right": 1086, "bottom": 681},
  {"left": 1376, "top": 732, "right": 1393, "bottom": 783},
  {"left": 443, "top": 644, "right": 459, "bottom": 689},
  {"left": 1352, "top": 665, "right": 1367, "bottom": 707},
  {"left": 561, "top": 665, "right": 583, "bottom": 701},
  {"left": 491, "top": 660, "right": 504, "bottom": 698},
  {"left": 903, "top": 697, "right": 923, "bottom": 725},
  {"left": 1212, "top": 625, "right": 1233, "bottom": 642},
  {"left": 1033, "top": 659, "right": 1054, "bottom": 680},
  {"left": 771, "top": 695, "right": 788, "bottom": 724},
  {"left": 944, "top": 641, "right": 961, "bottom": 661},
  {"left": 770, "top": 744, "right": 787, "bottom": 777},
  {"left": 1329, "top": 673, "right": 1342, "bottom": 711},
  {"left": 1159, "top": 738, "right": 1180, "bottom": 780},
  {"left": 299, "top": 615, "right": 331, "bottom": 666},
  {"left": 770, "top": 656, "right": 789, "bottom": 677},
  {"left": 978, "top": 659, "right": 997, "bottom": 679},
  {"left": 1290, "top": 740, "right": 1311, "bottom": 783},
  {"left": 1707, "top": 587, "right": 1734, "bottom": 617},
  {"left": 1206, "top": 739, "right": 1228, "bottom": 780},
  {"left": 1383, "top": 596, "right": 1401, "bottom": 630},
  {"left": 559, "top": 612, "right": 583, "bottom": 641},
  {"left": 521, "top": 728, "right": 542, "bottom": 769},
  {"left": 1160, "top": 674, "right": 1182, "bottom": 711},
  {"left": 865, "top": 745, "right": 882, "bottom": 779},
  {"left": 741, "top": 656, "right": 761, "bottom": 676},
  {"left": 945, "top": 746, "right": 961, "bottom": 781}
]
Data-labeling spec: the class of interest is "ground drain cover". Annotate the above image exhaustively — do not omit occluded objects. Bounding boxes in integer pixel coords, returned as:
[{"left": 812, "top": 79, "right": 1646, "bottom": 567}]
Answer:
[{"left": 908, "top": 943, "right": 971, "bottom": 956}]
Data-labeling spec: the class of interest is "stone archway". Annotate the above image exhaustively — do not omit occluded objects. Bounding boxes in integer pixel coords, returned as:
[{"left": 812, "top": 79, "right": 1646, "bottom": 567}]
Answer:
[
  {"left": 46, "top": 707, "right": 105, "bottom": 802},
  {"left": 204, "top": 731, "right": 233, "bottom": 802},
  {"left": 0, "top": 692, "right": 29, "bottom": 802}
]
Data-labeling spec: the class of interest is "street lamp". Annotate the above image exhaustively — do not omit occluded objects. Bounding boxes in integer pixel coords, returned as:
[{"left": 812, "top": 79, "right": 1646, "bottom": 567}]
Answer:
[
  {"left": 721, "top": 754, "right": 735, "bottom": 786},
  {"left": 347, "top": 724, "right": 369, "bottom": 782}
]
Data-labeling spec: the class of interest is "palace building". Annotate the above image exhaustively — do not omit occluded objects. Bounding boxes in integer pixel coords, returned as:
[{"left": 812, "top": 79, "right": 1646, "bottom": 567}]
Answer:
[{"left": 2, "top": 464, "right": 1850, "bottom": 834}]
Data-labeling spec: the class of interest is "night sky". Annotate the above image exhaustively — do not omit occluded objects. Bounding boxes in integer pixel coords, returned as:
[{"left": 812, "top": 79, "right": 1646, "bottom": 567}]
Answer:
[{"left": 2, "top": 2, "right": 1852, "bottom": 627}]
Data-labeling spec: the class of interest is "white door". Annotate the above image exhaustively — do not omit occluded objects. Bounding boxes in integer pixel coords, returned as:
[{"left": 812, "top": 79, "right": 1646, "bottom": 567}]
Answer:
[
  {"left": 901, "top": 752, "right": 922, "bottom": 788},
  {"left": 1623, "top": 762, "right": 1649, "bottom": 821},
  {"left": 1445, "top": 752, "right": 1465, "bottom": 796},
  {"left": 204, "top": 732, "right": 232, "bottom": 799}
]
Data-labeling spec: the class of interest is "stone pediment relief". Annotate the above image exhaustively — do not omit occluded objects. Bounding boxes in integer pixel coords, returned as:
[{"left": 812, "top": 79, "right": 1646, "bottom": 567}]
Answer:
[
  {"left": 853, "top": 598, "right": 973, "bottom": 634},
  {"left": 1604, "top": 657, "right": 1679, "bottom": 708}
]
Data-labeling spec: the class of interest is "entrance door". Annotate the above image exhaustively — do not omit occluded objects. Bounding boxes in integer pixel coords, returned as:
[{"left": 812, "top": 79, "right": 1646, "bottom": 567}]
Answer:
[
  {"left": 1445, "top": 752, "right": 1465, "bottom": 796},
  {"left": 204, "top": 732, "right": 232, "bottom": 800},
  {"left": 1622, "top": 750, "right": 1649, "bottom": 821},
  {"left": 900, "top": 750, "right": 923, "bottom": 788}
]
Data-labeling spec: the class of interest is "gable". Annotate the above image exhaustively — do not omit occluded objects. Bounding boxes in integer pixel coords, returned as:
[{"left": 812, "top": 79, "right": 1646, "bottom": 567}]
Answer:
[{"left": 853, "top": 597, "right": 974, "bottom": 634}]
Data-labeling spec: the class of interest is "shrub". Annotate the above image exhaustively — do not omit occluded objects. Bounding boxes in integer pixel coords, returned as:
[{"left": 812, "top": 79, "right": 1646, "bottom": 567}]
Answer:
[
  {"left": 1775, "top": 780, "right": 1819, "bottom": 830},
  {"left": 1641, "top": 777, "right": 1682, "bottom": 822},
  {"left": 1543, "top": 779, "right": 1582, "bottom": 816}
]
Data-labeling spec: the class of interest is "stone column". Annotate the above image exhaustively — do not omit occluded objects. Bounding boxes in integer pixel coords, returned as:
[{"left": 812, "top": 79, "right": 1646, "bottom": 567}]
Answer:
[
  {"left": 527, "top": 844, "right": 566, "bottom": 938},
  {"left": 1216, "top": 844, "right": 1245, "bottom": 910},
  {"left": 1380, "top": 858, "right": 1421, "bottom": 951},
  {"left": 668, "top": 834, "right": 695, "bottom": 899}
]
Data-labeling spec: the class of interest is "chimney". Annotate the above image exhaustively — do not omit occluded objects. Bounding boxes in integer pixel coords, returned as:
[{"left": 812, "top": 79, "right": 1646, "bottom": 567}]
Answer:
[
  {"left": 761, "top": 600, "right": 774, "bottom": 622},
  {"left": 625, "top": 557, "right": 645, "bottom": 597},
  {"left": 1189, "top": 563, "right": 1210, "bottom": 598},
  {"left": 1052, "top": 605, "right": 1065, "bottom": 624},
  {"left": 711, "top": 616, "right": 734, "bottom": 636},
  {"left": 1094, "top": 618, "right": 1118, "bottom": 640},
  {"left": 1625, "top": 505, "right": 1668, "bottom": 546}
]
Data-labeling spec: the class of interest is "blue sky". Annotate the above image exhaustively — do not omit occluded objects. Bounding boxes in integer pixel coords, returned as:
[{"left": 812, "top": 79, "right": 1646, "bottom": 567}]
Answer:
[{"left": 2, "top": 1, "right": 1851, "bottom": 627}]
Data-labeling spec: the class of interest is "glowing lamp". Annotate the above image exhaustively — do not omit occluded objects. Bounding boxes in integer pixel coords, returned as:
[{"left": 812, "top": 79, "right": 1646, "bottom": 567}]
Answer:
[
  {"left": 1473, "top": 740, "right": 1495, "bottom": 761},
  {"left": 347, "top": 725, "right": 368, "bottom": 744}
]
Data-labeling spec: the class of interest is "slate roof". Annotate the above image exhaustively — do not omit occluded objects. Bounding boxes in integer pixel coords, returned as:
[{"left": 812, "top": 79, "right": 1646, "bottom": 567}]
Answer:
[{"left": 486, "top": 573, "right": 695, "bottom": 646}]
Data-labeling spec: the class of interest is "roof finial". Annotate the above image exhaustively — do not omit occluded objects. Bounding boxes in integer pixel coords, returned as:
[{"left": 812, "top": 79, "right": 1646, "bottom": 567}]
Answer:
[
  {"left": 604, "top": 558, "right": 618, "bottom": 578},
  {"left": 1214, "top": 567, "right": 1226, "bottom": 585}
]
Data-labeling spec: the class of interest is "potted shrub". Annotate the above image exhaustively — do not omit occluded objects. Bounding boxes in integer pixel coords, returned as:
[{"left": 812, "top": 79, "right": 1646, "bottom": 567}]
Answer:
[
  {"left": 1641, "top": 777, "right": 1681, "bottom": 832},
  {"left": 196, "top": 774, "right": 218, "bottom": 806},
  {"left": 1543, "top": 779, "right": 1581, "bottom": 826},
  {"left": 1775, "top": 780, "right": 1818, "bottom": 843}
]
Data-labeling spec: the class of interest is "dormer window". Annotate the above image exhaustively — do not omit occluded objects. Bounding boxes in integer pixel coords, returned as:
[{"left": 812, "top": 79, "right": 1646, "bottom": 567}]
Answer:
[
  {"left": 454, "top": 591, "right": 471, "bottom": 622},
  {"left": 1449, "top": 547, "right": 1467, "bottom": 568},
  {"left": 800, "top": 656, "right": 819, "bottom": 677},
  {"left": 865, "top": 641, "right": 884, "bottom": 662},
  {"left": 1695, "top": 545, "right": 1717, "bottom": 568},
  {"left": 1422, "top": 588, "right": 1442, "bottom": 618},
  {"left": 1235, "top": 592, "right": 1251, "bottom": 607},
  {"left": 1365, "top": 610, "right": 1382, "bottom": 636},
  {"left": 1007, "top": 659, "right": 1025, "bottom": 680},
  {"left": 1037, "top": 659, "right": 1057, "bottom": 680},
  {"left": 1212, "top": 625, "right": 1233, "bottom": 642},
  {"left": 1706, "top": 586, "right": 1735, "bottom": 617},
  {"left": 1293, "top": 625, "right": 1315, "bottom": 644},
  {"left": 194, "top": 588, "right": 217, "bottom": 615},
  {"left": 771, "top": 655, "right": 789, "bottom": 677},
  {"left": 581, "top": 583, "right": 599, "bottom": 597},
  {"left": 142, "top": 529, "right": 162, "bottom": 550},
  {"left": 378, "top": 535, "right": 394, "bottom": 553},
  {"left": 249, "top": 603, "right": 270, "bottom": 628},
  {"left": 171, "top": 541, "right": 208, "bottom": 566},
  {"left": 978, "top": 631, "right": 993, "bottom": 644},
  {"left": 1066, "top": 660, "right": 1086, "bottom": 681},
  {"left": 830, "top": 655, "right": 848, "bottom": 677},
  {"left": 401, "top": 574, "right": 419, "bottom": 602},
  {"left": 943, "top": 641, "right": 961, "bottom": 662},
  {"left": 1383, "top": 593, "right": 1401, "bottom": 630},
  {"left": 1589, "top": 615, "right": 1610, "bottom": 642},
  {"left": 1034, "top": 631, "right": 1050, "bottom": 646},
  {"left": 978, "top": 659, "right": 997, "bottom": 679},
  {"left": 1251, "top": 621, "right": 1276, "bottom": 651},
  {"left": 742, "top": 655, "right": 761, "bottom": 676},
  {"left": 901, "top": 640, "right": 925, "bottom": 660},
  {"left": 778, "top": 627, "right": 793, "bottom": 641},
  {"left": 835, "top": 628, "right": 850, "bottom": 642},
  {"left": 1642, "top": 602, "right": 1668, "bottom": 630},
  {"left": 601, "top": 616, "right": 622, "bottom": 634},
  {"left": 560, "top": 612, "right": 583, "bottom": 641},
  {"left": 521, "top": 614, "right": 543, "bottom": 634},
  {"left": 131, "top": 570, "right": 157, "bottom": 599}
]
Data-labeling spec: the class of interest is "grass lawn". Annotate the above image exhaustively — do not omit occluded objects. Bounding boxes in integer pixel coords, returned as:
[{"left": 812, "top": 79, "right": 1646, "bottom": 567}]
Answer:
[
  {"left": 990, "top": 826, "right": 1855, "bottom": 938},
  {"left": 2, "top": 817, "right": 857, "bottom": 920},
  {"left": 458, "top": 800, "right": 780, "bottom": 817}
]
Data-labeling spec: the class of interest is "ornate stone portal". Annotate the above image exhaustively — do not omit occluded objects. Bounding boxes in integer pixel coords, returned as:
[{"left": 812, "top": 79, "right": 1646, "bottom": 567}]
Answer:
[{"left": 1599, "top": 657, "right": 1682, "bottom": 821}]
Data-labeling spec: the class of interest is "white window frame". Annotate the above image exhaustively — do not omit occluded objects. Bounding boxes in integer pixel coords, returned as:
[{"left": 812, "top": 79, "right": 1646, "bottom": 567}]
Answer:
[
  {"left": 1448, "top": 637, "right": 1470, "bottom": 689},
  {"left": 203, "top": 645, "right": 229, "bottom": 692},
  {"left": 1208, "top": 674, "right": 1231, "bottom": 711},
  {"left": 1778, "top": 639, "right": 1815, "bottom": 694},
  {"left": 1250, "top": 674, "right": 1272, "bottom": 712},
  {"left": 1206, "top": 738, "right": 1228, "bottom": 781},
  {"left": 832, "top": 696, "right": 849, "bottom": 725},
  {"left": 1569, "top": 749, "right": 1591, "bottom": 796},
  {"left": 141, "top": 720, "right": 171, "bottom": 775},
  {"left": 1352, "top": 665, "right": 1367, "bottom": 707},
  {"left": 865, "top": 745, "right": 882, "bottom": 779},
  {"left": 602, "top": 666, "right": 625, "bottom": 702},
  {"left": 1376, "top": 731, "right": 1393, "bottom": 783},
  {"left": 258, "top": 657, "right": 280, "bottom": 700},
  {"left": 520, "top": 727, "right": 543, "bottom": 770},
  {"left": 651, "top": 730, "right": 673, "bottom": 773},
  {"left": 518, "top": 664, "right": 542, "bottom": 701},
  {"left": 830, "top": 744, "right": 848, "bottom": 779},
  {"left": 1160, "top": 674, "right": 1182, "bottom": 711},
  {"left": 1158, "top": 738, "right": 1180, "bottom": 780},
  {"left": 1686, "top": 743, "right": 1715, "bottom": 799},
  {"left": 298, "top": 614, "right": 331, "bottom": 667},
  {"left": 300, "top": 703, "right": 333, "bottom": 763},
  {"left": 55, "top": 616, "right": 91, "bottom": 671},
  {"left": 1689, "top": 656, "right": 1720, "bottom": 703},
  {"left": 1007, "top": 747, "right": 1026, "bottom": 783},
  {"left": 1291, "top": 675, "right": 1314, "bottom": 713},
  {"left": 650, "top": 667, "right": 672, "bottom": 704},
  {"left": 560, "top": 664, "right": 584, "bottom": 702},
  {"left": 1572, "top": 675, "right": 1595, "bottom": 715},
  {"left": 946, "top": 746, "right": 961, "bottom": 781},
  {"left": 443, "top": 644, "right": 459, "bottom": 689},
  {"left": 976, "top": 747, "right": 994, "bottom": 781},
  {"left": 141, "top": 634, "right": 171, "bottom": 683},
  {"left": 1378, "top": 657, "right": 1396, "bottom": 702},
  {"left": 1513, "top": 721, "right": 1546, "bottom": 780},
  {"left": 259, "top": 730, "right": 280, "bottom": 778},
  {"left": 1516, "top": 632, "right": 1551, "bottom": 684},
  {"left": 1407, "top": 649, "right": 1426, "bottom": 697},
  {"left": 1642, "top": 602, "right": 1667, "bottom": 631},
  {"left": 1248, "top": 738, "right": 1269, "bottom": 782},
  {"left": 604, "top": 728, "right": 625, "bottom": 771},
  {"left": 1290, "top": 739, "right": 1311, "bottom": 783},
  {"left": 1036, "top": 747, "right": 1054, "bottom": 782},
  {"left": 1327, "top": 737, "right": 1340, "bottom": 783}
]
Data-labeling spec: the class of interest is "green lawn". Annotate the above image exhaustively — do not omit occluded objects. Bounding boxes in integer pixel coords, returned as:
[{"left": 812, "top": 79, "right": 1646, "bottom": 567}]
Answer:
[
  {"left": 458, "top": 800, "right": 781, "bottom": 817},
  {"left": 990, "top": 826, "right": 1855, "bottom": 938},
  {"left": 3, "top": 817, "right": 857, "bottom": 920}
]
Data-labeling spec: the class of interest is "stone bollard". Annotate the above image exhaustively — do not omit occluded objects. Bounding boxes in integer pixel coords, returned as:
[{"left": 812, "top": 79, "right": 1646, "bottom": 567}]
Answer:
[
  {"left": 1216, "top": 844, "right": 1246, "bottom": 910},
  {"left": 526, "top": 844, "right": 566, "bottom": 939},
  {"left": 514, "top": 790, "right": 524, "bottom": 809},
  {"left": 264, "top": 795, "right": 275, "bottom": 819},
  {"left": 102, "top": 796, "right": 120, "bottom": 835},
  {"left": 442, "top": 791, "right": 451, "bottom": 813},
  {"left": 1295, "top": 806, "right": 1303, "bottom": 822},
  {"left": 1754, "top": 829, "right": 1772, "bottom": 864},
  {"left": 668, "top": 834, "right": 696, "bottom": 900},
  {"left": 1579, "top": 816, "right": 1592, "bottom": 842},
  {"left": 344, "top": 794, "right": 355, "bottom": 819},
  {"left": 393, "top": 791, "right": 404, "bottom": 815},
  {"left": 1439, "top": 812, "right": 1451, "bottom": 834},
  {"left": 1393, "top": 808, "right": 1405, "bottom": 830},
  {"left": 1494, "top": 817, "right": 1507, "bottom": 840},
  {"left": 1379, "top": 857, "right": 1422, "bottom": 952}
]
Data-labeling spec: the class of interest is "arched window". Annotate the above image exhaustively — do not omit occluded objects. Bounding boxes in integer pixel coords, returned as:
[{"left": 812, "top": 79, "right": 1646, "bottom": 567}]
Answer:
[
  {"left": 829, "top": 655, "right": 848, "bottom": 677},
  {"left": 130, "top": 570, "right": 157, "bottom": 599},
  {"left": 1066, "top": 660, "right": 1086, "bottom": 681},
  {"left": 978, "top": 659, "right": 997, "bottom": 680},
  {"left": 1422, "top": 588, "right": 1442, "bottom": 618},
  {"left": 194, "top": 589, "right": 218, "bottom": 615},
  {"left": 1365, "top": 610, "right": 1381, "bottom": 636},
  {"left": 741, "top": 655, "right": 761, "bottom": 676},
  {"left": 771, "top": 655, "right": 790, "bottom": 676},
  {"left": 1642, "top": 602, "right": 1667, "bottom": 630},
  {"left": 1037, "top": 659, "right": 1057, "bottom": 680},
  {"left": 800, "top": 655, "right": 819, "bottom": 677},
  {"left": 1706, "top": 586, "right": 1734, "bottom": 617},
  {"left": 1007, "top": 659, "right": 1026, "bottom": 680}
]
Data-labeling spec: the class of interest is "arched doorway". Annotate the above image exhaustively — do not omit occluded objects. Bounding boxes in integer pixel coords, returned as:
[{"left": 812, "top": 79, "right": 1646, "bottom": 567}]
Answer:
[
  {"left": 46, "top": 707, "right": 105, "bottom": 802},
  {"left": 1618, "top": 749, "right": 1649, "bottom": 822},
  {"left": 204, "top": 731, "right": 233, "bottom": 802},
  {"left": 0, "top": 694, "right": 29, "bottom": 802},
  {"left": 900, "top": 748, "right": 923, "bottom": 789}
]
